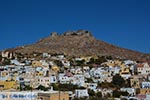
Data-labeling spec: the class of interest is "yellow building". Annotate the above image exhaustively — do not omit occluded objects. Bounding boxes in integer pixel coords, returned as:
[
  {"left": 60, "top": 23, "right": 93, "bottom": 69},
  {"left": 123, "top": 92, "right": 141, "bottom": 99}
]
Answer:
[
  {"left": 38, "top": 92, "right": 69, "bottom": 100},
  {"left": 140, "top": 88, "right": 150, "bottom": 95},
  {"left": 52, "top": 66, "right": 60, "bottom": 72},
  {"left": 80, "top": 56, "right": 93, "bottom": 62},
  {"left": 130, "top": 77, "right": 140, "bottom": 88},
  {"left": 104, "top": 60, "right": 123, "bottom": 67},
  {"left": 120, "top": 66, "right": 130, "bottom": 75},
  {"left": 32, "top": 61, "right": 43, "bottom": 67},
  {"left": 0, "top": 80, "right": 18, "bottom": 90},
  {"left": 36, "top": 71, "right": 44, "bottom": 76},
  {"left": 1, "top": 71, "right": 9, "bottom": 77}
]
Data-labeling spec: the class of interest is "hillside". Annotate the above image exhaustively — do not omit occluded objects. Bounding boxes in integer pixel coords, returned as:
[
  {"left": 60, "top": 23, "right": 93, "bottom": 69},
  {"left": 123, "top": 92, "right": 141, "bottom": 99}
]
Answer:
[{"left": 3, "top": 30, "right": 150, "bottom": 60}]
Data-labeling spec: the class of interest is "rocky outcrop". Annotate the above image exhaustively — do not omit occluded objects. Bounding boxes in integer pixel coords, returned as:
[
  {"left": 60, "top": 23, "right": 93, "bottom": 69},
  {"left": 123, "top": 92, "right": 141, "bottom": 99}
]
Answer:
[{"left": 63, "top": 30, "right": 92, "bottom": 36}]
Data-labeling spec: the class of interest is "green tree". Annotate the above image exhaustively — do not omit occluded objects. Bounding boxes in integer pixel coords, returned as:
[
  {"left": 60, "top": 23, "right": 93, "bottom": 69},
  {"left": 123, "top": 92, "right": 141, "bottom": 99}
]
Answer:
[
  {"left": 24, "top": 85, "right": 32, "bottom": 90},
  {"left": 106, "top": 56, "right": 113, "bottom": 60},
  {"left": 121, "top": 91, "right": 129, "bottom": 96},
  {"left": 113, "top": 90, "right": 129, "bottom": 98},
  {"left": 51, "top": 83, "right": 59, "bottom": 90},
  {"left": 0, "top": 54, "right": 2, "bottom": 61},
  {"left": 58, "top": 83, "right": 85, "bottom": 91},
  {"left": 87, "top": 56, "right": 107, "bottom": 65},
  {"left": 88, "top": 89, "right": 95, "bottom": 97},
  {"left": 2, "top": 58, "right": 10, "bottom": 65},
  {"left": 98, "top": 82, "right": 115, "bottom": 88},
  {"left": 75, "top": 59, "right": 85, "bottom": 66},
  {"left": 69, "top": 59, "right": 75, "bottom": 66},
  {"left": 112, "top": 74, "right": 125, "bottom": 87},
  {"left": 73, "top": 97, "right": 88, "bottom": 100},
  {"left": 36, "top": 85, "right": 48, "bottom": 91},
  {"left": 54, "top": 60, "right": 63, "bottom": 67},
  {"left": 95, "top": 56, "right": 107, "bottom": 65},
  {"left": 89, "top": 97, "right": 101, "bottom": 100},
  {"left": 96, "top": 91, "right": 102, "bottom": 98},
  {"left": 113, "top": 90, "right": 121, "bottom": 98},
  {"left": 86, "top": 78, "right": 93, "bottom": 83},
  {"left": 87, "top": 57, "right": 95, "bottom": 64},
  {"left": 20, "top": 85, "right": 32, "bottom": 91}
]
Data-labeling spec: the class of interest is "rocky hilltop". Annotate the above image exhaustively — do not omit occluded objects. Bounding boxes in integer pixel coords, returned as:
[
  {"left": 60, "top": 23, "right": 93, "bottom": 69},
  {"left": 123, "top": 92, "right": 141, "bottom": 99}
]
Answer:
[{"left": 3, "top": 30, "right": 150, "bottom": 60}]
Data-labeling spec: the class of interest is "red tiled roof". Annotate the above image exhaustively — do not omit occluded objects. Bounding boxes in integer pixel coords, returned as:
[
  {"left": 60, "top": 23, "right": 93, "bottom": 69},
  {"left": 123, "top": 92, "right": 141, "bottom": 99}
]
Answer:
[{"left": 137, "top": 64, "right": 144, "bottom": 68}]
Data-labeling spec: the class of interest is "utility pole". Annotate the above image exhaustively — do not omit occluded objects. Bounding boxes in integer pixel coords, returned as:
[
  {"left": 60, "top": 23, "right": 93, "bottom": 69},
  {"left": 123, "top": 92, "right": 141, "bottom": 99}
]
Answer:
[{"left": 59, "top": 83, "right": 60, "bottom": 100}]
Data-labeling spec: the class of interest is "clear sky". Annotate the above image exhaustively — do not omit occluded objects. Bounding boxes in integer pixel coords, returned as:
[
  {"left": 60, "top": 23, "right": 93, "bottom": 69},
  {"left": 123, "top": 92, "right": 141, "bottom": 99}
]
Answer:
[{"left": 0, "top": 0, "right": 150, "bottom": 53}]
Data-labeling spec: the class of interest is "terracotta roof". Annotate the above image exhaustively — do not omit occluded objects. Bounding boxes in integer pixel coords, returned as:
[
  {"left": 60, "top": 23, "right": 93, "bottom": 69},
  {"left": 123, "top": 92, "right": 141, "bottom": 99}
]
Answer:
[{"left": 136, "top": 63, "right": 144, "bottom": 68}]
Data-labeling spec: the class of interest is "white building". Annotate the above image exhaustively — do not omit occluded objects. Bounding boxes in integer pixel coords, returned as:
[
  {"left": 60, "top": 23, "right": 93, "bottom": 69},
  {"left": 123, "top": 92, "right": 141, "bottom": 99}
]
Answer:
[
  {"left": 137, "top": 63, "right": 150, "bottom": 75},
  {"left": 121, "top": 73, "right": 131, "bottom": 79},
  {"left": 142, "top": 82, "right": 150, "bottom": 89},
  {"left": 109, "top": 66, "right": 121, "bottom": 76},
  {"left": 146, "top": 94, "right": 150, "bottom": 100},
  {"left": 62, "top": 60, "right": 70, "bottom": 67},
  {"left": 42, "top": 53, "right": 51, "bottom": 58},
  {"left": 11, "top": 60, "right": 25, "bottom": 66},
  {"left": 71, "top": 75, "right": 85, "bottom": 87},
  {"left": 38, "top": 77, "right": 50, "bottom": 87},
  {"left": 120, "top": 88, "right": 136, "bottom": 96},
  {"left": 124, "top": 60, "right": 136, "bottom": 65},
  {"left": 50, "top": 75, "right": 57, "bottom": 83},
  {"left": 0, "top": 91, "right": 38, "bottom": 100},
  {"left": 58, "top": 73, "right": 70, "bottom": 84},
  {"left": 97, "top": 88, "right": 112, "bottom": 97},
  {"left": 75, "top": 89, "right": 89, "bottom": 98},
  {"left": 87, "top": 83, "right": 97, "bottom": 91}
]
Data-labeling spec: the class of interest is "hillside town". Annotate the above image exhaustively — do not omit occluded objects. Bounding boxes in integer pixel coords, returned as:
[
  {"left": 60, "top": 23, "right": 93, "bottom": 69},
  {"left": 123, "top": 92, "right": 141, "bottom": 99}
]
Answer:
[{"left": 0, "top": 51, "right": 150, "bottom": 100}]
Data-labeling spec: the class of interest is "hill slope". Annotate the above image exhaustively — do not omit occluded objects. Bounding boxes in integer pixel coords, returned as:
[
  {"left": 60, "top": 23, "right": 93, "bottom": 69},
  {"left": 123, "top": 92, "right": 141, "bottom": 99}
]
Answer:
[{"left": 4, "top": 30, "right": 150, "bottom": 60}]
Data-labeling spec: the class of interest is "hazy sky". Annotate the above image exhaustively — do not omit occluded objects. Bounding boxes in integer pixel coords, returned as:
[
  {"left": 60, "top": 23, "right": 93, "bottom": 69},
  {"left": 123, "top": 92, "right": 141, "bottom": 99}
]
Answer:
[{"left": 0, "top": 0, "right": 150, "bottom": 53}]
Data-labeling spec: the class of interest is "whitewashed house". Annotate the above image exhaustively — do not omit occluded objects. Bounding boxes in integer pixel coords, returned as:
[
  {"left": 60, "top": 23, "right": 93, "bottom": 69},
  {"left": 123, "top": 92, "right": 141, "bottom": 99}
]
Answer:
[
  {"left": 142, "top": 82, "right": 150, "bottom": 89},
  {"left": 75, "top": 89, "right": 89, "bottom": 98},
  {"left": 50, "top": 75, "right": 57, "bottom": 83},
  {"left": 40, "top": 60, "right": 49, "bottom": 67},
  {"left": 120, "top": 88, "right": 136, "bottom": 96},
  {"left": 121, "top": 73, "right": 131, "bottom": 79},
  {"left": 38, "top": 77, "right": 50, "bottom": 87},
  {"left": 97, "top": 88, "right": 113, "bottom": 97},
  {"left": 11, "top": 60, "right": 25, "bottom": 66},
  {"left": 109, "top": 66, "right": 121, "bottom": 76},
  {"left": 137, "top": 63, "right": 150, "bottom": 75},
  {"left": 62, "top": 60, "right": 70, "bottom": 67},
  {"left": 87, "top": 83, "right": 97, "bottom": 91},
  {"left": 58, "top": 73, "right": 70, "bottom": 84},
  {"left": 90, "top": 68, "right": 101, "bottom": 78},
  {"left": 75, "top": 68, "right": 83, "bottom": 74},
  {"left": 43, "top": 52, "right": 51, "bottom": 58},
  {"left": 124, "top": 60, "right": 136, "bottom": 65},
  {"left": 83, "top": 72, "right": 91, "bottom": 78},
  {"left": 71, "top": 74, "right": 85, "bottom": 87}
]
